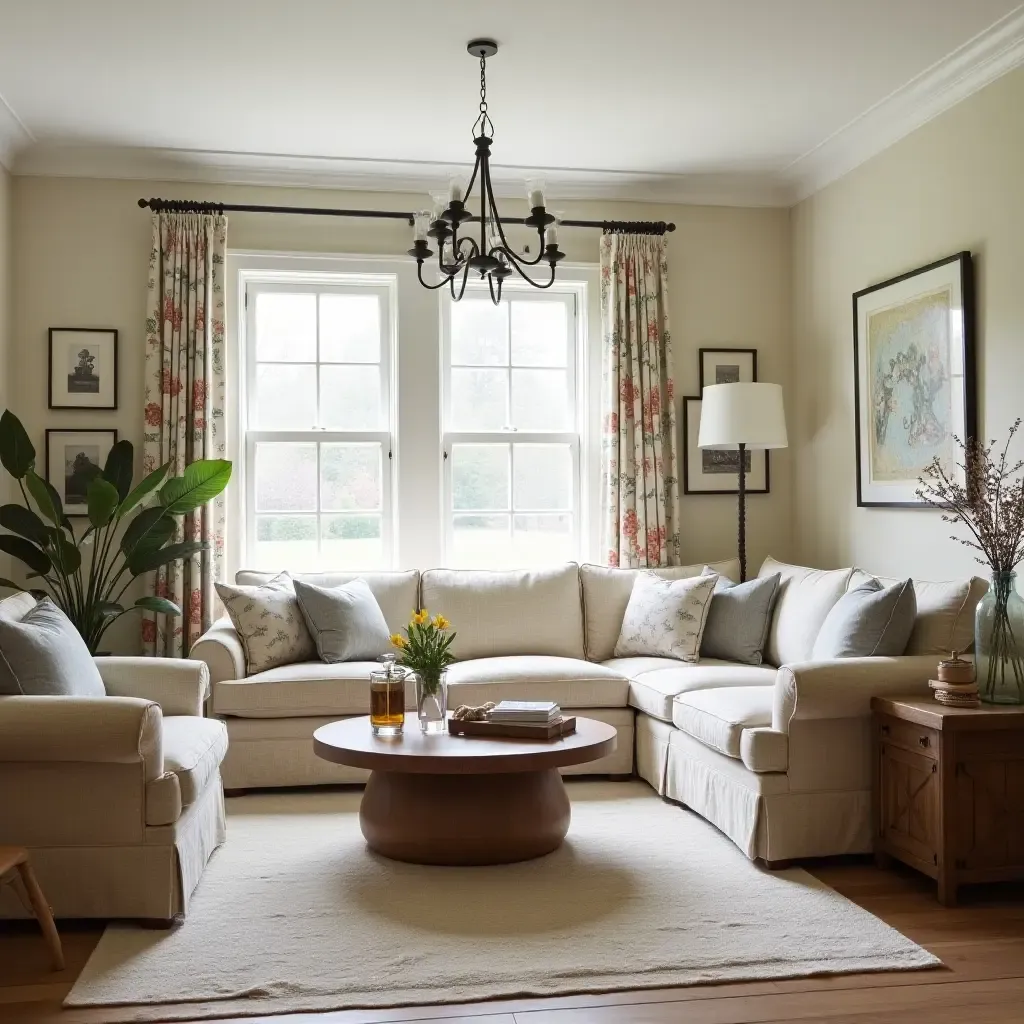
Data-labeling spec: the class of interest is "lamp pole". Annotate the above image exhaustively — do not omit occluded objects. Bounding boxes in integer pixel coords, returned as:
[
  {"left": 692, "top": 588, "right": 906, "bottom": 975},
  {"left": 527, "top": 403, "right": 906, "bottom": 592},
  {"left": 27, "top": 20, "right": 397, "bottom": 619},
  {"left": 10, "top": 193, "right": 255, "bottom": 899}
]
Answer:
[{"left": 737, "top": 442, "right": 747, "bottom": 583}]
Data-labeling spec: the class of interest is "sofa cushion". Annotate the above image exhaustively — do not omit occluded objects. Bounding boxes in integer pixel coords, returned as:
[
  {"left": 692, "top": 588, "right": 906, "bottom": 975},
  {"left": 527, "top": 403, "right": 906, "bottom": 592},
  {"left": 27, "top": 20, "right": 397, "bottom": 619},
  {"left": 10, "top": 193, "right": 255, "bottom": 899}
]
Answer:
[
  {"left": 700, "top": 570, "right": 781, "bottom": 666},
  {"left": 294, "top": 578, "right": 392, "bottom": 663},
  {"left": 445, "top": 656, "right": 629, "bottom": 708},
  {"left": 608, "top": 657, "right": 776, "bottom": 722},
  {"left": 813, "top": 578, "right": 916, "bottom": 659},
  {"left": 236, "top": 569, "right": 419, "bottom": 637},
  {"left": 580, "top": 558, "right": 741, "bottom": 662},
  {"left": 420, "top": 565, "right": 585, "bottom": 660},
  {"left": 613, "top": 573, "right": 718, "bottom": 662},
  {"left": 672, "top": 686, "right": 774, "bottom": 758},
  {"left": 758, "top": 557, "right": 853, "bottom": 666},
  {"left": 146, "top": 717, "right": 228, "bottom": 826}
]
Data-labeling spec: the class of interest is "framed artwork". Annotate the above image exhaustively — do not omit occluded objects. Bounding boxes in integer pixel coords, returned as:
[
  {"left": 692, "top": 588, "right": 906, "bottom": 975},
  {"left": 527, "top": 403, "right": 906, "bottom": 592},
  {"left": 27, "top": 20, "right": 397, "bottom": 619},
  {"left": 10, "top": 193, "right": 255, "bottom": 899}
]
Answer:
[
  {"left": 698, "top": 347, "right": 757, "bottom": 390},
  {"left": 682, "top": 396, "right": 769, "bottom": 495},
  {"left": 853, "top": 251, "right": 976, "bottom": 508},
  {"left": 45, "top": 429, "right": 118, "bottom": 516},
  {"left": 48, "top": 328, "right": 119, "bottom": 410}
]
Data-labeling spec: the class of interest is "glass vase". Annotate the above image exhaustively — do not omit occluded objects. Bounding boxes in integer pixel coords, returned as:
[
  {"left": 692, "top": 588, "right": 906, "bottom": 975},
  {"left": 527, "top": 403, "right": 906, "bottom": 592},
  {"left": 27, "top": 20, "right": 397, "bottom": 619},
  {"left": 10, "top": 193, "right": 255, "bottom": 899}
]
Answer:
[
  {"left": 415, "top": 669, "right": 448, "bottom": 734},
  {"left": 975, "top": 571, "right": 1024, "bottom": 705}
]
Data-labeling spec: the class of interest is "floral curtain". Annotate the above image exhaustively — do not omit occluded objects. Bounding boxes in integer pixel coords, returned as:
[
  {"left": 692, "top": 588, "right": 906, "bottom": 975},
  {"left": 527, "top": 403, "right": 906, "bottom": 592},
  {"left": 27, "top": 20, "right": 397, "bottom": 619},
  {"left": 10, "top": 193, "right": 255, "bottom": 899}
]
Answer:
[
  {"left": 141, "top": 213, "right": 228, "bottom": 656},
  {"left": 599, "top": 231, "right": 680, "bottom": 568}
]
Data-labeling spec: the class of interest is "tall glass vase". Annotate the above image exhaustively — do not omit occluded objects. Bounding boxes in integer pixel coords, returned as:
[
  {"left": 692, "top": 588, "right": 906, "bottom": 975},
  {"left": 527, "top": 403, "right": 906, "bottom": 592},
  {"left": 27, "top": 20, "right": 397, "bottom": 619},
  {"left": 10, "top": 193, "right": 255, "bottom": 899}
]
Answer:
[
  {"left": 415, "top": 669, "right": 448, "bottom": 734},
  {"left": 975, "top": 571, "right": 1024, "bottom": 705}
]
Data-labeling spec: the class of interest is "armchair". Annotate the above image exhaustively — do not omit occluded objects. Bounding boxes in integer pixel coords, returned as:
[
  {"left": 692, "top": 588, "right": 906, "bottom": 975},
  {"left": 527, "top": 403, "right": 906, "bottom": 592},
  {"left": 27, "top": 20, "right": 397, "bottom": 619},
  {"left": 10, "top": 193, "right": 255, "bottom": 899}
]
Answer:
[{"left": 0, "top": 658, "right": 227, "bottom": 922}]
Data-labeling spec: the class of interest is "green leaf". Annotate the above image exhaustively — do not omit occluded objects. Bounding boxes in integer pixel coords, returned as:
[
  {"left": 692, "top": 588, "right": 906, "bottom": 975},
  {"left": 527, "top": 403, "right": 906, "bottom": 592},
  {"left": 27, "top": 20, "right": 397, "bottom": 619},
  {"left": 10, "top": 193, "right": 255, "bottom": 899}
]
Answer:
[
  {"left": 0, "top": 577, "right": 25, "bottom": 592},
  {"left": 25, "top": 471, "right": 60, "bottom": 525},
  {"left": 55, "top": 536, "right": 81, "bottom": 575},
  {"left": 127, "top": 539, "right": 207, "bottom": 577},
  {"left": 117, "top": 460, "right": 171, "bottom": 519},
  {"left": 102, "top": 440, "right": 135, "bottom": 503},
  {"left": 159, "top": 460, "right": 232, "bottom": 516},
  {"left": 120, "top": 505, "right": 173, "bottom": 556},
  {"left": 0, "top": 410, "right": 35, "bottom": 479},
  {"left": 96, "top": 601, "right": 124, "bottom": 620},
  {"left": 0, "top": 534, "right": 52, "bottom": 575},
  {"left": 0, "top": 504, "right": 49, "bottom": 545},
  {"left": 86, "top": 476, "right": 120, "bottom": 528},
  {"left": 134, "top": 595, "right": 182, "bottom": 617}
]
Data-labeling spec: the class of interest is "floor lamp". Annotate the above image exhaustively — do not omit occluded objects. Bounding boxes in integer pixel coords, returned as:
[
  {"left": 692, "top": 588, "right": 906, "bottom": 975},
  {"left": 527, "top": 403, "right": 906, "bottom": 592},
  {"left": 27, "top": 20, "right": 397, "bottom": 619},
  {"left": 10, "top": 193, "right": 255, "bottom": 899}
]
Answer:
[{"left": 698, "top": 382, "right": 788, "bottom": 582}]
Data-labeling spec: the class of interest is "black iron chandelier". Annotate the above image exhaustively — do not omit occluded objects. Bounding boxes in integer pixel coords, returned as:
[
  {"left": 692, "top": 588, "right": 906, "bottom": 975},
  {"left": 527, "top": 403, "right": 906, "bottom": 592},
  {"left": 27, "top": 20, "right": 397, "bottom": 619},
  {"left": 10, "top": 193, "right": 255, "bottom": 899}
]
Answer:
[{"left": 407, "top": 39, "right": 564, "bottom": 304}]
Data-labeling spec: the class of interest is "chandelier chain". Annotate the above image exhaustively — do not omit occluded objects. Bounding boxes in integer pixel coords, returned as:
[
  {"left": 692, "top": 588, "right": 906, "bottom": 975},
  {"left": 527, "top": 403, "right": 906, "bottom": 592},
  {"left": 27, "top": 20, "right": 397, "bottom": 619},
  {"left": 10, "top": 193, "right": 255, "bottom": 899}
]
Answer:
[{"left": 474, "top": 53, "right": 494, "bottom": 138}]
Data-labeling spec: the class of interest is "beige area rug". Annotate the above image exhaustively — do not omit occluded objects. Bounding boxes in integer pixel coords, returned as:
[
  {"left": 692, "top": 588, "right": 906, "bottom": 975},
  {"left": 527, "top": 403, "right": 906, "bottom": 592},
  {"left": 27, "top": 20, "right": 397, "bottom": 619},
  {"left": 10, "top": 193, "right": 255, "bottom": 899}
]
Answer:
[{"left": 66, "top": 781, "right": 939, "bottom": 1021}]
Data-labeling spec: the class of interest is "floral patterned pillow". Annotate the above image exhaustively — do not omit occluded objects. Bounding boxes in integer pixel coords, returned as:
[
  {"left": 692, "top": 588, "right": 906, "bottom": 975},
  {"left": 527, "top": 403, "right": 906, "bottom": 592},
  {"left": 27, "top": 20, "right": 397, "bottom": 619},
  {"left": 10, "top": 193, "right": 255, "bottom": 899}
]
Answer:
[
  {"left": 613, "top": 572, "right": 719, "bottom": 662},
  {"left": 215, "top": 573, "right": 316, "bottom": 675}
]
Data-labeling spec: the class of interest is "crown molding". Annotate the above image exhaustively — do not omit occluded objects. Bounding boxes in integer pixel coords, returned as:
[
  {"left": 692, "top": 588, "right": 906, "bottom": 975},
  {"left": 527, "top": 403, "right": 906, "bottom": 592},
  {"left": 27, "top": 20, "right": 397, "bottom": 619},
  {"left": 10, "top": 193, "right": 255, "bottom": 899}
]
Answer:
[
  {"left": 786, "top": 5, "right": 1024, "bottom": 201},
  {"left": 12, "top": 143, "right": 792, "bottom": 208},
  {"left": 0, "top": 89, "right": 32, "bottom": 171}
]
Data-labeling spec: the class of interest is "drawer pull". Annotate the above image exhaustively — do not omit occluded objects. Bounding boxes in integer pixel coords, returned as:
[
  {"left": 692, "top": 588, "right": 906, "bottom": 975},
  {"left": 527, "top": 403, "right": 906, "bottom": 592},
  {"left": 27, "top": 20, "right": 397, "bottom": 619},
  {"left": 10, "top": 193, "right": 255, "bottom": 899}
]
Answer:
[
  {"left": 880, "top": 725, "right": 890, "bottom": 735},
  {"left": 918, "top": 735, "right": 930, "bottom": 748}
]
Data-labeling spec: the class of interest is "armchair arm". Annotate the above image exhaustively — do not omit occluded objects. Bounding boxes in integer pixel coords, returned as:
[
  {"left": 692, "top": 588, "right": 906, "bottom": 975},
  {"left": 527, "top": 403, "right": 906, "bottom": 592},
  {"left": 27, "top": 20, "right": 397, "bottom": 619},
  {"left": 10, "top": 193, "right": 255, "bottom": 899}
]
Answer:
[
  {"left": 97, "top": 657, "right": 210, "bottom": 717},
  {"left": 773, "top": 655, "right": 941, "bottom": 731},
  {"left": 190, "top": 617, "right": 246, "bottom": 683}
]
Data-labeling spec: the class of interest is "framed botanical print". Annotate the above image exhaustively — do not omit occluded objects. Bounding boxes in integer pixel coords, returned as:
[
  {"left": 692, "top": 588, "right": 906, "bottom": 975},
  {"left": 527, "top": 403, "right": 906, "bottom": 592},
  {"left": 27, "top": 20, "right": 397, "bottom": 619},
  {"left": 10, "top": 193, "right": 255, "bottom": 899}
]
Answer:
[
  {"left": 682, "top": 396, "right": 769, "bottom": 495},
  {"left": 853, "top": 252, "right": 976, "bottom": 507},
  {"left": 48, "top": 328, "right": 119, "bottom": 410},
  {"left": 698, "top": 347, "right": 757, "bottom": 390},
  {"left": 45, "top": 429, "right": 118, "bottom": 516}
]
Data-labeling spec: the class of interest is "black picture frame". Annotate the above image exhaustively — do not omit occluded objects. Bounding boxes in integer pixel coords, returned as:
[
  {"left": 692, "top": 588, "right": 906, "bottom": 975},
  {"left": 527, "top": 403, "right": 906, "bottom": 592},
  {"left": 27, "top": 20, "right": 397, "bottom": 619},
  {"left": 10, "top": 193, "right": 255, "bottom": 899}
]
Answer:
[
  {"left": 45, "top": 428, "right": 119, "bottom": 517},
  {"left": 698, "top": 347, "right": 758, "bottom": 391},
  {"left": 48, "top": 328, "right": 119, "bottom": 411},
  {"left": 682, "top": 395, "right": 770, "bottom": 495},
  {"left": 852, "top": 251, "right": 976, "bottom": 508}
]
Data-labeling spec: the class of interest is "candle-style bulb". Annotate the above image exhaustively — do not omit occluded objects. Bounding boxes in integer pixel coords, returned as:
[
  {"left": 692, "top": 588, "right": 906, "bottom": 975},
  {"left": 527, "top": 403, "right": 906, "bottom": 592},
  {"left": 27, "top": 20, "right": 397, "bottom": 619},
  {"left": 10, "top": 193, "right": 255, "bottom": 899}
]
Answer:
[
  {"left": 526, "top": 177, "right": 547, "bottom": 210},
  {"left": 448, "top": 176, "right": 467, "bottom": 204},
  {"left": 413, "top": 211, "right": 431, "bottom": 242}
]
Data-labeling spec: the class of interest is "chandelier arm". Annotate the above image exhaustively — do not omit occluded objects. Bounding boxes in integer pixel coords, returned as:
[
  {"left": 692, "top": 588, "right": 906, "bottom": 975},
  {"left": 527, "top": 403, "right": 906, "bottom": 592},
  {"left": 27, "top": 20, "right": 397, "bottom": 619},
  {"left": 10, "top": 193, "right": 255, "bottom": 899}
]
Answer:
[
  {"left": 487, "top": 273, "right": 503, "bottom": 305},
  {"left": 450, "top": 262, "right": 472, "bottom": 302},
  {"left": 416, "top": 261, "right": 453, "bottom": 290},
  {"left": 505, "top": 261, "right": 559, "bottom": 290},
  {"left": 481, "top": 157, "right": 547, "bottom": 267}
]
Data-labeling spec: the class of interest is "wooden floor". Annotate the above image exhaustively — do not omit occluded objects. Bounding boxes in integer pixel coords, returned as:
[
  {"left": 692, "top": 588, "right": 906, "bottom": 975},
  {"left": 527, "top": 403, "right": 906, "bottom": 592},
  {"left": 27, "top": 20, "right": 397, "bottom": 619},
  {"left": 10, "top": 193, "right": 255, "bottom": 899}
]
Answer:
[{"left": 2, "top": 859, "right": 1023, "bottom": 1024}]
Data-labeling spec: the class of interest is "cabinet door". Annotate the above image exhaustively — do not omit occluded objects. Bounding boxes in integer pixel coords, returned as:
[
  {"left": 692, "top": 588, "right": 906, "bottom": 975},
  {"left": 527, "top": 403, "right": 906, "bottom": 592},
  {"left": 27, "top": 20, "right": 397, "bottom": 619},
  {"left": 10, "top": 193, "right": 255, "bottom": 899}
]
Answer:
[
  {"left": 954, "top": 756, "right": 1024, "bottom": 871},
  {"left": 880, "top": 743, "right": 940, "bottom": 870}
]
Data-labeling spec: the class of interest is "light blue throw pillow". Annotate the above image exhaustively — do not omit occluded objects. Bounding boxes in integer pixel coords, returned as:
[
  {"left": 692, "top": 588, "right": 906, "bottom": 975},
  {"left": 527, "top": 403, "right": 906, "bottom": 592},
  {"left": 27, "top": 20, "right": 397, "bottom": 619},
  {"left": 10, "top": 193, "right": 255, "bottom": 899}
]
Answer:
[
  {"left": 699, "top": 570, "right": 781, "bottom": 666},
  {"left": 812, "top": 578, "right": 917, "bottom": 659},
  {"left": 294, "top": 578, "right": 392, "bottom": 663}
]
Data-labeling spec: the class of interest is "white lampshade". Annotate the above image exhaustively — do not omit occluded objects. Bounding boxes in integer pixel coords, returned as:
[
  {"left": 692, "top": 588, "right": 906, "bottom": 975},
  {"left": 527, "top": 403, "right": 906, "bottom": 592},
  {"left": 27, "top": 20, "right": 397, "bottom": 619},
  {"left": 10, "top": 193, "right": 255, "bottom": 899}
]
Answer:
[{"left": 698, "top": 382, "right": 788, "bottom": 451}]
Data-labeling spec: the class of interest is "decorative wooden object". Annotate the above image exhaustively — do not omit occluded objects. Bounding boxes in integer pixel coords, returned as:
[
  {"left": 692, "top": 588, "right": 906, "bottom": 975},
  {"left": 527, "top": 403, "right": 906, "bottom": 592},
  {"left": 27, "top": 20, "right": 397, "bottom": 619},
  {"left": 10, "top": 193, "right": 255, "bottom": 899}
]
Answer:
[
  {"left": 872, "top": 696, "right": 1024, "bottom": 905},
  {"left": 0, "top": 846, "right": 64, "bottom": 970},
  {"left": 447, "top": 716, "right": 577, "bottom": 740},
  {"left": 313, "top": 715, "right": 616, "bottom": 865}
]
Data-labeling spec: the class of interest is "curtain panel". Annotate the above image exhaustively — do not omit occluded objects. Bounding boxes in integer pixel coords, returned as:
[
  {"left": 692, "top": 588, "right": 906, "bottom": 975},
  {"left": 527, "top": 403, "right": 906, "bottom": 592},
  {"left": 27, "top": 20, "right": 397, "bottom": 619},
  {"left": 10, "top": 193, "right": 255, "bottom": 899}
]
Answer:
[
  {"left": 141, "top": 213, "right": 228, "bottom": 656},
  {"left": 599, "top": 232, "right": 680, "bottom": 568}
]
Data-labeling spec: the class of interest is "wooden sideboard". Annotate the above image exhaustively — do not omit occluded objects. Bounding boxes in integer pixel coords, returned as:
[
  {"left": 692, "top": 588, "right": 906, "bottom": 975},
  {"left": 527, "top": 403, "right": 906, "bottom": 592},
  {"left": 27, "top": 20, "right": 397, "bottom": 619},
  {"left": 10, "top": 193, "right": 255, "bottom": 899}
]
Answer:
[{"left": 871, "top": 696, "right": 1024, "bottom": 905}]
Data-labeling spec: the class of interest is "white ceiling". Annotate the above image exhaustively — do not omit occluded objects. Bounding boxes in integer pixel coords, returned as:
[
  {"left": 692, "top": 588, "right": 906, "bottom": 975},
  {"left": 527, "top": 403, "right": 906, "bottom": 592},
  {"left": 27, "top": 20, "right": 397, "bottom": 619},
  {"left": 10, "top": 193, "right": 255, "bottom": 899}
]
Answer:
[{"left": 1, "top": 0, "right": 1023, "bottom": 204}]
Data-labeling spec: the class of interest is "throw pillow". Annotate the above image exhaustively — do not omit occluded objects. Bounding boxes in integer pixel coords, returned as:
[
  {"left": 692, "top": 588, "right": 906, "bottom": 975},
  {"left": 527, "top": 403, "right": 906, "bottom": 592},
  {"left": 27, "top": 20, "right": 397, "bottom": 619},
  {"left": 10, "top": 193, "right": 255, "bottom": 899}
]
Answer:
[
  {"left": 699, "top": 569, "right": 781, "bottom": 666},
  {"left": 294, "top": 578, "right": 392, "bottom": 663},
  {"left": 812, "top": 578, "right": 917, "bottom": 659},
  {"left": 215, "top": 572, "right": 316, "bottom": 675},
  {"left": 613, "top": 572, "right": 718, "bottom": 662},
  {"left": 0, "top": 597, "right": 105, "bottom": 696}
]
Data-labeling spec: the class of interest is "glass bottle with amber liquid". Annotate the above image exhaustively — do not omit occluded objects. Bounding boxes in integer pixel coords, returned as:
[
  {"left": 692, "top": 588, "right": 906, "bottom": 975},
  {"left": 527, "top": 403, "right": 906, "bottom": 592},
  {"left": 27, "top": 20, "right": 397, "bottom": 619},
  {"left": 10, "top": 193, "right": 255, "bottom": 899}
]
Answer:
[{"left": 369, "top": 654, "right": 406, "bottom": 736}]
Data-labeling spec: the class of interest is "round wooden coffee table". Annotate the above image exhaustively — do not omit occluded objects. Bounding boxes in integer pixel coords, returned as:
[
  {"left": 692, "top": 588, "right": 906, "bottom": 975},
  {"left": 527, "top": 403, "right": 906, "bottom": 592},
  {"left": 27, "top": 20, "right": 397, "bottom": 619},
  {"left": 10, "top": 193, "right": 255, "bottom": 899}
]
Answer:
[{"left": 313, "top": 716, "right": 617, "bottom": 865}]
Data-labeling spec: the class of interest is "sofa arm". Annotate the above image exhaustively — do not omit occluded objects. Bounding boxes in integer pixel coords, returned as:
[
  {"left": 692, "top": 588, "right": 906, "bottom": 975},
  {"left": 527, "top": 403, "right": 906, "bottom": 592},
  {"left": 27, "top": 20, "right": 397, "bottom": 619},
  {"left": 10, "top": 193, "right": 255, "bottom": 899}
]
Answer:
[
  {"left": 97, "top": 657, "right": 210, "bottom": 717},
  {"left": 190, "top": 617, "right": 246, "bottom": 683},
  {"left": 773, "top": 655, "right": 941, "bottom": 731},
  {"left": 0, "top": 695, "right": 163, "bottom": 780}
]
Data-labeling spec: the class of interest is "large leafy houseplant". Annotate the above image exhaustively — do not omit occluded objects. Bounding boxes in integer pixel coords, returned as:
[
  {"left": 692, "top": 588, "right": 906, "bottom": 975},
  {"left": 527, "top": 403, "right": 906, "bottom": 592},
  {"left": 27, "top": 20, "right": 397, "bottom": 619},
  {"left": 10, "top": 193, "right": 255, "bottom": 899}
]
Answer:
[{"left": 0, "top": 409, "right": 231, "bottom": 652}]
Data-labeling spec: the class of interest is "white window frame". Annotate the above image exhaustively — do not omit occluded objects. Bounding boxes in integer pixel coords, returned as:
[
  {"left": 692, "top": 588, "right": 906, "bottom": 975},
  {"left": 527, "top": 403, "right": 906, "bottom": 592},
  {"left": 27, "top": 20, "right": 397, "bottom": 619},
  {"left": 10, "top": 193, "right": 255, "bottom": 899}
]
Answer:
[
  {"left": 441, "top": 282, "right": 586, "bottom": 566},
  {"left": 240, "top": 272, "right": 398, "bottom": 571}
]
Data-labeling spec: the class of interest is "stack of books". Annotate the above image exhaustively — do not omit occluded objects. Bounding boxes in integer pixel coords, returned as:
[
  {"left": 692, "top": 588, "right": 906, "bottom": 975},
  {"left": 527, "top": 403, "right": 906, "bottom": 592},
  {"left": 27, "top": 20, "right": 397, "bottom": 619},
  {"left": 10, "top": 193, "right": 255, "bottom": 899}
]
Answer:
[{"left": 486, "top": 700, "right": 562, "bottom": 724}]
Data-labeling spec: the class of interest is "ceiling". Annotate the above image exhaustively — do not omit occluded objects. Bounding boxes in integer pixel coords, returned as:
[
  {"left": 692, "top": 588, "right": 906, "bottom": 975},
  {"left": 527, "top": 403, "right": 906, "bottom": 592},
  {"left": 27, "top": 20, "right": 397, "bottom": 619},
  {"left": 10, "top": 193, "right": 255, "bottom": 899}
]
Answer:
[{"left": 1, "top": 0, "right": 1023, "bottom": 204}]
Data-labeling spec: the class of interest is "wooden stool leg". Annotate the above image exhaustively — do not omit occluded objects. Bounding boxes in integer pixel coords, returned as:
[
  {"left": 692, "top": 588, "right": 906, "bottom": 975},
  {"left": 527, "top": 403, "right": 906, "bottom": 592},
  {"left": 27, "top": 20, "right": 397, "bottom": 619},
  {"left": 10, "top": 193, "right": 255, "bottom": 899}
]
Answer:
[{"left": 15, "top": 862, "right": 64, "bottom": 971}]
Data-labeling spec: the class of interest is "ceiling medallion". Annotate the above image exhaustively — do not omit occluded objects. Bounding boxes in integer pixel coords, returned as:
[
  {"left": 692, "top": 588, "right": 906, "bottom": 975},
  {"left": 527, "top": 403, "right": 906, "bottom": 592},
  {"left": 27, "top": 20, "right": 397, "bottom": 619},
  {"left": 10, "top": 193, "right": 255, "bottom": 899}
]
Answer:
[{"left": 408, "top": 39, "right": 565, "bottom": 304}]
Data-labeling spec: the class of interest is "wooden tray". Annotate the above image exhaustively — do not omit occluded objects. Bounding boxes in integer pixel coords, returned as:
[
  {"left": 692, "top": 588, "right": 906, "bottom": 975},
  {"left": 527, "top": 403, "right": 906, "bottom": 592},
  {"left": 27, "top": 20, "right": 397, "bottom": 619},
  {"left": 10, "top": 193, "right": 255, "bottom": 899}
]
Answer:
[{"left": 447, "top": 716, "right": 577, "bottom": 741}]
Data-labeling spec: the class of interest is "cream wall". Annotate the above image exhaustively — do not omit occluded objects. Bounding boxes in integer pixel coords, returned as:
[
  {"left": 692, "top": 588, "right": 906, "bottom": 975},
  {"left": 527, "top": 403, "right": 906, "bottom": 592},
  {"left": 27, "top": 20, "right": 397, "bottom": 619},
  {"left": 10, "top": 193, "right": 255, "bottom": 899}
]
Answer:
[
  {"left": 0, "top": 166, "right": 11, "bottom": 578},
  {"left": 792, "top": 66, "right": 1024, "bottom": 581},
  {"left": 10, "top": 177, "right": 792, "bottom": 594}
]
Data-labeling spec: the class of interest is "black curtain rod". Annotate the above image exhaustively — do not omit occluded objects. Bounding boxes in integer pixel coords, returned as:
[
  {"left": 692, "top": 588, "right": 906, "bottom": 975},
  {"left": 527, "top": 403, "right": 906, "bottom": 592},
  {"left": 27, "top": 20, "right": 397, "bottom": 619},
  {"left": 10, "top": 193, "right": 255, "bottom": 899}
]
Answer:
[{"left": 137, "top": 198, "right": 675, "bottom": 235}]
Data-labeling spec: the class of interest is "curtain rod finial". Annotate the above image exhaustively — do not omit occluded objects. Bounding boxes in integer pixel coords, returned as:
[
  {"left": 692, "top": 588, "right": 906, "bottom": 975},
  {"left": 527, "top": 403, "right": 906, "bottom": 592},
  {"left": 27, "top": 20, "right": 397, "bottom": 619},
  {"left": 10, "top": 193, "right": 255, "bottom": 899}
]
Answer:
[{"left": 137, "top": 198, "right": 149, "bottom": 209}]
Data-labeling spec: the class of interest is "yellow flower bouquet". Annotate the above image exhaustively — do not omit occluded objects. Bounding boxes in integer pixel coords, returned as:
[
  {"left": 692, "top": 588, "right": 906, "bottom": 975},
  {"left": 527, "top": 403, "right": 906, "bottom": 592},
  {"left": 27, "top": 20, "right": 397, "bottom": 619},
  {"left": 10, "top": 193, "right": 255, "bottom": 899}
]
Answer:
[{"left": 390, "top": 610, "right": 456, "bottom": 697}]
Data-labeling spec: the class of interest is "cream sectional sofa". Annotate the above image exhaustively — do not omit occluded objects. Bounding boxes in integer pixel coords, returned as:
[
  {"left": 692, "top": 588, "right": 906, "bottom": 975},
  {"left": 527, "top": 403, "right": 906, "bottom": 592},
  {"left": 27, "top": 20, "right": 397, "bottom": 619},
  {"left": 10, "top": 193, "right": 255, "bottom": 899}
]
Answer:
[{"left": 191, "top": 558, "right": 986, "bottom": 865}]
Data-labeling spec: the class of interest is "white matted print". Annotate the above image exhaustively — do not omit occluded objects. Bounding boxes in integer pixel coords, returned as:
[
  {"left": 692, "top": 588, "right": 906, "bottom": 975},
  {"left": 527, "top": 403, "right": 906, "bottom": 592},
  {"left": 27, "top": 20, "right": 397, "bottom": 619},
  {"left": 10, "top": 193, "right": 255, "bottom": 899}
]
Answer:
[
  {"left": 45, "top": 429, "right": 117, "bottom": 516},
  {"left": 698, "top": 348, "right": 757, "bottom": 390},
  {"left": 48, "top": 328, "right": 118, "bottom": 410},
  {"left": 682, "top": 396, "right": 768, "bottom": 495}
]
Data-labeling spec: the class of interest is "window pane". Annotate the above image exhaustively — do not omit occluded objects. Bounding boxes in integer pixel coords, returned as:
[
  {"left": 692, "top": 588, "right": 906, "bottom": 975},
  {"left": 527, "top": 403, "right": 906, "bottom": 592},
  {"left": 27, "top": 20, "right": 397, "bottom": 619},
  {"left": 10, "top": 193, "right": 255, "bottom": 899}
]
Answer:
[
  {"left": 511, "top": 369, "right": 571, "bottom": 430},
  {"left": 511, "top": 301, "right": 568, "bottom": 367},
  {"left": 320, "top": 294, "right": 381, "bottom": 363},
  {"left": 451, "top": 444, "right": 510, "bottom": 511},
  {"left": 255, "top": 293, "right": 316, "bottom": 362},
  {"left": 451, "top": 299, "right": 508, "bottom": 366},
  {"left": 255, "top": 443, "right": 317, "bottom": 512},
  {"left": 254, "top": 515, "right": 317, "bottom": 572},
  {"left": 452, "top": 514, "right": 510, "bottom": 567},
  {"left": 513, "top": 444, "right": 572, "bottom": 511},
  {"left": 512, "top": 514, "right": 574, "bottom": 564},
  {"left": 320, "top": 365, "right": 382, "bottom": 429},
  {"left": 450, "top": 368, "right": 508, "bottom": 430},
  {"left": 322, "top": 514, "right": 383, "bottom": 568},
  {"left": 321, "top": 444, "right": 381, "bottom": 511},
  {"left": 255, "top": 364, "right": 317, "bottom": 429}
]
